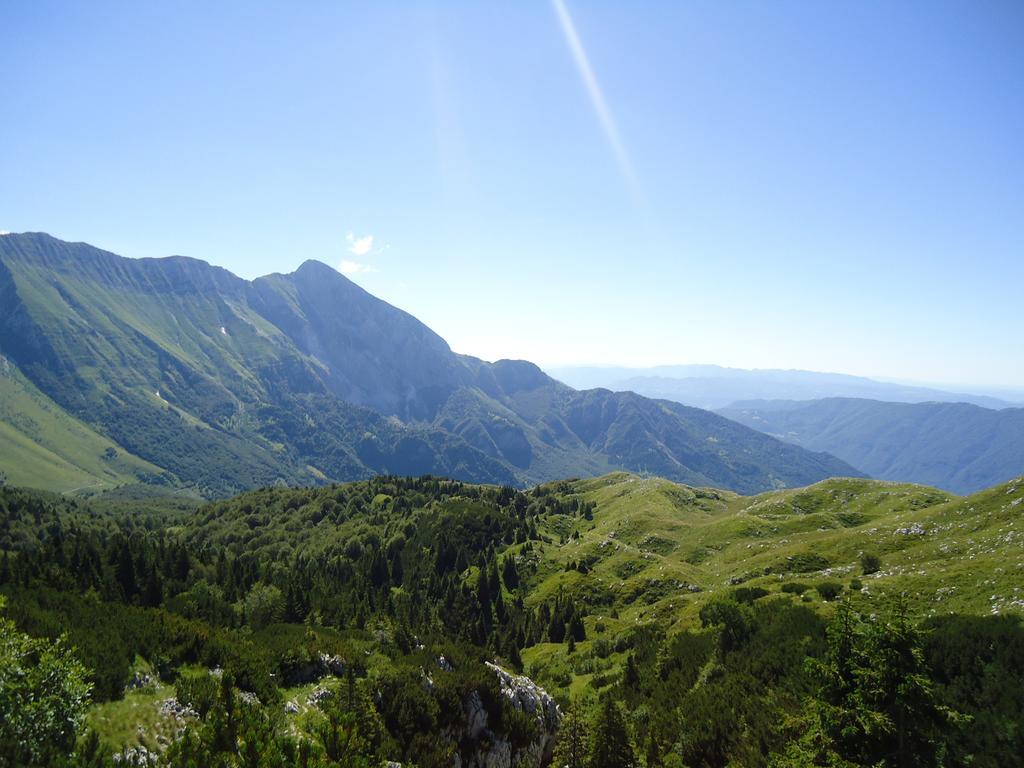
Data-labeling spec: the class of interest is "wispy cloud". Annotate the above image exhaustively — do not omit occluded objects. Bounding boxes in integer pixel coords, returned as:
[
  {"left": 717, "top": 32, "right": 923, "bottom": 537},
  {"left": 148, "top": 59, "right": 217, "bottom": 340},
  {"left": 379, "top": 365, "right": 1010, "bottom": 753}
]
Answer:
[
  {"left": 346, "top": 232, "right": 374, "bottom": 256},
  {"left": 341, "top": 231, "right": 388, "bottom": 275},
  {"left": 340, "top": 260, "right": 376, "bottom": 275}
]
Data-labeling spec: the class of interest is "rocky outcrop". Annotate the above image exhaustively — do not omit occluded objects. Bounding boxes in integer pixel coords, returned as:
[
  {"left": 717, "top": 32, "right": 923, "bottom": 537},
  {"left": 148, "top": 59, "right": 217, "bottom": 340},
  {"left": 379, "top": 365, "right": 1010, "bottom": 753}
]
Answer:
[
  {"left": 453, "top": 662, "right": 561, "bottom": 768},
  {"left": 112, "top": 746, "right": 160, "bottom": 766}
]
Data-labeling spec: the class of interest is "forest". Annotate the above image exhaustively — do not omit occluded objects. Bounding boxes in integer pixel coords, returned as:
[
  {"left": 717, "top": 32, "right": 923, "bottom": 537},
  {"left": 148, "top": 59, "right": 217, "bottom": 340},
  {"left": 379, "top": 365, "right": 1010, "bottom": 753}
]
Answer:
[{"left": 1, "top": 477, "right": 1022, "bottom": 768}]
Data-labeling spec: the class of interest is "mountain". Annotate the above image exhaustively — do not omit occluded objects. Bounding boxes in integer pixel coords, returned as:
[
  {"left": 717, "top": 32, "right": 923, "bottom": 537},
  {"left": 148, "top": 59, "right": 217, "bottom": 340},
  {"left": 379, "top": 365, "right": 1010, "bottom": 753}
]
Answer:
[
  {"left": 718, "top": 397, "right": 1024, "bottom": 494},
  {"left": 547, "top": 364, "right": 1021, "bottom": 410},
  {"left": 0, "top": 233, "right": 859, "bottom": 497}
]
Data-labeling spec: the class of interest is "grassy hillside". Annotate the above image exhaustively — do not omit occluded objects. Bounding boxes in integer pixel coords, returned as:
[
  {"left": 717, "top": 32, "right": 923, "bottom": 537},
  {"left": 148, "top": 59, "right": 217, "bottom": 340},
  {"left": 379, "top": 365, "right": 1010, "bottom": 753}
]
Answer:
[
  {"left": 524, "top": 473, "right": 1024, "bottom": 635},
  {"left": 0, "top": 357, "right": 167, "bottom": 493}
]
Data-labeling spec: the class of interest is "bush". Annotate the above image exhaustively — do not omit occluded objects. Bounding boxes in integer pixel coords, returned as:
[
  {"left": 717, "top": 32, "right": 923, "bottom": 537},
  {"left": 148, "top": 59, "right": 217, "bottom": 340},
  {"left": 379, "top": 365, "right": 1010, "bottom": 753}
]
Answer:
[
  {"left": 860, "top": 551, "right": 882, "bottom": 575},
  {"left": 781, "top": 582, "right": 809, "bottom": 595},
  {"left": 0, "top": 597, "right": 91, "bottom": 766},
  {"left": 816, "top": 582, "right": 843, "bottom": 602},
  {"left": 732, "top": 587, "right": 769, "bottom": 604},
  {"left": 699, "top": 599, "right": 755, "bottom": 652},
  {"left": 849, "top": 578, "right": 863, "bottom": 591},
  {"left": 176, "top": 671, "right": 219, "bottom": 718}
]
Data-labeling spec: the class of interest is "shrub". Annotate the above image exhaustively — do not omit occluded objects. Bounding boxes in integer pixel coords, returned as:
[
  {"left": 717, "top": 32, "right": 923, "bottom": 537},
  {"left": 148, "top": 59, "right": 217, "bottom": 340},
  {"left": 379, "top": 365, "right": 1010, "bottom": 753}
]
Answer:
[
  {"left": 860, "top": 551, "right": 882, "bottom": 575},
  {"left": 699, "top": 599, "right": 755, "bottom": 652},
  {"left": 732, "top": 587, "right": 769, "bottom": 604},
  {"left": 816, "top": 582, "right": 843, "bottom": 602},
  {"left": 0, "top": 597, "right": 91, "bottom": 766},
  {"left": 176, "top": 670, "right": 218, "bottom": 718},
  {"left": 781, "top": 582, "right": 809, "bottom": 595},
  {"left": 784, "top": 553, "right": 831, "bottom": 574}
]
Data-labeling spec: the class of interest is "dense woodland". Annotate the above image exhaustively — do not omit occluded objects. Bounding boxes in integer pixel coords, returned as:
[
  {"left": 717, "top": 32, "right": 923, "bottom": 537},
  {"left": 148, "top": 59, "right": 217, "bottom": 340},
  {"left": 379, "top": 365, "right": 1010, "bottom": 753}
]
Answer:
[{"left": 1, "top": 479, "right": 1022, "bottom": 768}]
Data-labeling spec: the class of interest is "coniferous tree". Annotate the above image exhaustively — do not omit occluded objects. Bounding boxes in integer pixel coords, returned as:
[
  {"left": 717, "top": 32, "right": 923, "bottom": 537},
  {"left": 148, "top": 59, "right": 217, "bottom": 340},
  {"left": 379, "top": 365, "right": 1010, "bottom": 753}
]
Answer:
[
  {"left": 553, "top": 701, "right": 589, "bottom": 768},
  {"left": 501, "top": 555, "right": 520, "bottom": 589},
  {"left": 589, "top": 698, "right": 636, "bottom": 768},
  {"left": 805, "top": 599, "right": 958, "bottom": 768}
]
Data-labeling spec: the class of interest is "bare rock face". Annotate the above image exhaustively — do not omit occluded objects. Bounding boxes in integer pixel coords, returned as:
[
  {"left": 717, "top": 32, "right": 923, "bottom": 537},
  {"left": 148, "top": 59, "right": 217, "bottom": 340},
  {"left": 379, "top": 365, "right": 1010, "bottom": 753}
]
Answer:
[{"left": 454, "top": 662, "right": 561, "bottom": 768}]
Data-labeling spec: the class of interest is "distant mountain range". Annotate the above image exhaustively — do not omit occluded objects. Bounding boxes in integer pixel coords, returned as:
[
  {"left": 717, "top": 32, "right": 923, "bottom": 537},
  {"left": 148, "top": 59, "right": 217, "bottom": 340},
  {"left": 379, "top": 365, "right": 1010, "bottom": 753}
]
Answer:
[
  {"left": 547, "top": 364, "right": 1022, "bottom": 411},
  {"left": 0, "top": 233, "right": 858, "bottom": 497},
  {"left": 718, "top": 397, "right": 1024, "bottom": 494}
]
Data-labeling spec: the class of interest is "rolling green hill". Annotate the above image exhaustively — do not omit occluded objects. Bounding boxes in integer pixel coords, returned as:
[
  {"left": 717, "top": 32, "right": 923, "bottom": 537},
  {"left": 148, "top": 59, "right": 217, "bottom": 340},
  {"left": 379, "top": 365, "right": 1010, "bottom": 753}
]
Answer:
[
  {"left": 0, "top": 233, "right": 858, "bottom": 496},
  {"left": 523, "top": 472, "right": 1024, "bottom": 630},
  {"left": 719, "top": 397, "right": 1024, "bottom": 493}
]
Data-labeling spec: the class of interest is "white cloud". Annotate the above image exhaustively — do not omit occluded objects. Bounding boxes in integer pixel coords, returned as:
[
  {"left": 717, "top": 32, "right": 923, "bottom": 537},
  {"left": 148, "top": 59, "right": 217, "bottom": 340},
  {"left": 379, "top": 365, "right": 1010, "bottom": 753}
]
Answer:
[
  {"left": 340, "top": 260, "right": 376, "bottom": 274},
  {"left": 0, "top": 231, "right": 10, "bottom": 236},
  {"left": 346, "top": 232, "right": 374, "bottom": 256}
]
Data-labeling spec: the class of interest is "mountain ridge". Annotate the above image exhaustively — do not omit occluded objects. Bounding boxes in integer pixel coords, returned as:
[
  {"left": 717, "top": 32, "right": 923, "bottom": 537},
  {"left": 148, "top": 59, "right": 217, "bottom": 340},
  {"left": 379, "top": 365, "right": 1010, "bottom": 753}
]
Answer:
[
  {"left": 0, "top": 232, "right": 859, "bottom": 496},
  {"left": 549, "top": 363, "right": 1022, "bottom": 410},
  {"left": 719, "top": 396, "right": 1024, "bottom": 494}
]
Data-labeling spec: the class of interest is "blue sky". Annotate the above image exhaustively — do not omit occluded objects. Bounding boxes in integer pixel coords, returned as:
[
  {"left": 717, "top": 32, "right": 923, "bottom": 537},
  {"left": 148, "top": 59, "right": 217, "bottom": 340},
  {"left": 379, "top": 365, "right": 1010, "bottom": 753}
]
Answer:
[{"left": 2, "top": 1, "right": 1022, "bottom": 388}]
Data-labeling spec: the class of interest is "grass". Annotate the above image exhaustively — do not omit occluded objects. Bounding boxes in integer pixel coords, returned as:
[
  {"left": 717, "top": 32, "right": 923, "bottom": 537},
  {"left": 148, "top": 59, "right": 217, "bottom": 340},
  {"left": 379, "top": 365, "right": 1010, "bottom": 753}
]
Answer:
[
  {"left": 0, "top": 364, "right": 162, "bottom": 494},
  {"left": 87, "top": 686, "right": 182, "bottom": 752},
  {"left": 520, "top": 471, "right": 1024, "bottom": 698},
  {"left": 85, "top": 660, "right": 203, "bottom": 752}
]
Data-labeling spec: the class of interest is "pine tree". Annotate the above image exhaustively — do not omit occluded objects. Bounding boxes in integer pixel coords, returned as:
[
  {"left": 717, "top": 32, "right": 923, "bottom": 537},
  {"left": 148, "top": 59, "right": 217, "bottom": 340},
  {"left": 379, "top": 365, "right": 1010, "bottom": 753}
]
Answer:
[
  {"left": 807, "top": 598, "right": 958, "bottom": 767},
  {"left": 114, "top": 540, "right": 137, "bottom": 601},
  {"left": 569, "top": 611, "right": 587, "bottom": 642},
  {"left": 502, "top": 555, "right": 520, "bottom": 589},
  {"left": 589, "top": 698, "right": 636, "bottom": 768},
  {"left": 553, "top": 701, "right": 589, "bottom": 768},
  {"left": 623, "top": 653, "right": 641, "bottom": 691}
]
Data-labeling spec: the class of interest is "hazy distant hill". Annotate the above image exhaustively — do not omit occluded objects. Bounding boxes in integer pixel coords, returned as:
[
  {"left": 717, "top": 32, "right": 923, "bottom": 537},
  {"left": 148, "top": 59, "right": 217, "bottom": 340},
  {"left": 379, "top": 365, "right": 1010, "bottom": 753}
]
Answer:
[
  {"left": 0, "top": 233, "right": 857, "bottom": 496},
  {"left": 548, "top": 364, "right": 1021, "bottom": 411},
  {"left": 718, "top": 397, "right": 1024, "bottom": 494}
]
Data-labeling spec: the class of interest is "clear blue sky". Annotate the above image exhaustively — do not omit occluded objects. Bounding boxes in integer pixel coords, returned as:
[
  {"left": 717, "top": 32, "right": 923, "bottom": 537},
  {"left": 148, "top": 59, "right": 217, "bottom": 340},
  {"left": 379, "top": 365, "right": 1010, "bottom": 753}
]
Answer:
[{"left": 2, "top": 1, "right": 1022, "bottom": 388}]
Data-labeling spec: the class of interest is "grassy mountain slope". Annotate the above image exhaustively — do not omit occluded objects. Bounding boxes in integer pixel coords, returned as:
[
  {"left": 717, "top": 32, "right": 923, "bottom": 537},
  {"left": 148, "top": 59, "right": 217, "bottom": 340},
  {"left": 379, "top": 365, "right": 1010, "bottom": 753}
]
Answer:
[
  {"left": 719, "top": 397, "right": 1024, "bottom": 493},
  {"left": 0, "top": 357, "right": 166, "bottom": 492},
  {"left": 0, "top": 233, "right": 860, "bottom": 496},
  {"left": 525, "top": 473, "right": 1024, "bottom": 634}
]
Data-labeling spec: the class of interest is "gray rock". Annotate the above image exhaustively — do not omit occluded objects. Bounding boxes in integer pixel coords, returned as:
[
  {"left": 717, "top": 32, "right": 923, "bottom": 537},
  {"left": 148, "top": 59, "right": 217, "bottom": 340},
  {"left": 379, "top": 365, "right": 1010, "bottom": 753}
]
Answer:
[
  {"left": 455, "top": 662, "right": 562, "bottom": 768},
  {"left": 112, "top": 746, "right": 159, "bottom": 766}
]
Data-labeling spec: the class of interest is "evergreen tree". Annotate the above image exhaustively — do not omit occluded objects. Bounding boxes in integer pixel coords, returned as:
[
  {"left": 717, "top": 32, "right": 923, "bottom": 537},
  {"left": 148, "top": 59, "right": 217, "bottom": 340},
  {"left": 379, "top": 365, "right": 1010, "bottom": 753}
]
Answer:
[
  {"left": 569, "top": 612, "right": 586, "bottom": 642},
  {"left": 589, "top": 698, "right": 636, "bottom": 768},
  {"left": 113, "top": 540, "right": 137, "bottom": 601},
  {"left": 501, "top": 555, "right": 520, "bottom": 589},
  {"left": 553, "top": 701, "right": 589, "bottom": 768},
  {"left": 623, "top": 654, "right": 641, "bottom": 692},
  {"left": 806, "top": 599, "right": 958, "bottom": 767}
]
